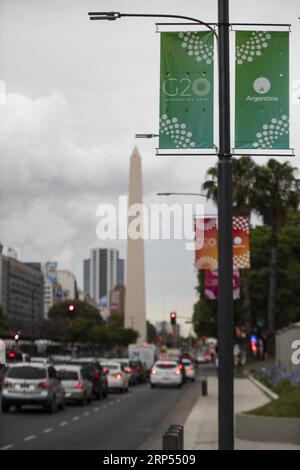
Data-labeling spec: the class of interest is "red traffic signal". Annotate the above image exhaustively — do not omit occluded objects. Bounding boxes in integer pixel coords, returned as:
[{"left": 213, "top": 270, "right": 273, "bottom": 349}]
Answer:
[
  {"left": 170, "top": 312, "right": 177, "bottom": 325},
  {"left": 68, "top": 304, "right": 75, "bottom": 312}
]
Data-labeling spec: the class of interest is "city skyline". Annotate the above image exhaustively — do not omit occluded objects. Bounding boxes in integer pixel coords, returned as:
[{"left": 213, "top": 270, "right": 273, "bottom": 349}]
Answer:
[{"left": 0, "top": 0, "right": 299, "bottom": 336}]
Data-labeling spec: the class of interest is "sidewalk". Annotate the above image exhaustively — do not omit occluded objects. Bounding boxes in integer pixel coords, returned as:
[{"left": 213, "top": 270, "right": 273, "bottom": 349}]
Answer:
[{"left": 184, "top": 376, "right": 300, "bottom": 450}]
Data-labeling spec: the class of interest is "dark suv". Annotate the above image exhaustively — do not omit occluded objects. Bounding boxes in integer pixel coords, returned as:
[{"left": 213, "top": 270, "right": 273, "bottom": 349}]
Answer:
[
  {"left": 129, "top": 360, "right": 147, "bottom": 384},
  {"left": 70, "top": 359, "right": 108, "bottom": 400}
]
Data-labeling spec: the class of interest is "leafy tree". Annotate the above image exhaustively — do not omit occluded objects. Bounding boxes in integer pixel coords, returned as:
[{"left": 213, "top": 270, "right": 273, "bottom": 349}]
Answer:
[
  {"left": 147, "top": 321, "right": 157, "bottom": 343},
  {"left": 253, "top": 161, "right": 300, "bottom": 353},
  {"left": 48, "top": 300, "right": 103, "bottom": 324}
]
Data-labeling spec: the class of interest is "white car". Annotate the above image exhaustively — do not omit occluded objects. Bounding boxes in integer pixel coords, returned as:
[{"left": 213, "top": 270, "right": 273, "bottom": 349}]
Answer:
[
  {"left": 114, "top": 359, "right": 134, "bottom": 385},
  {"left": 30, "top": 357, "right": 51, "bottom": 365},
  {"left": 55, "top": 364, "right": 93, "bottom": 405},
  {"left": 101, "top": 362, "right": 129, "bottom": 393},
  {"left": 150, "top": 360, "right": 183, "bottom": 388},
  {"left": 182, "top": 358, "right": 196, "bottom": 382}
]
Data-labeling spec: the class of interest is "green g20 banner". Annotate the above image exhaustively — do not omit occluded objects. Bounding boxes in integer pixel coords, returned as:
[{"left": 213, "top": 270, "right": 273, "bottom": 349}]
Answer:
[
  {"left": 235, "top": 31, "right": 289, "bottom": 150},
  {"left": 159, "top": 31, "right": 214, "bottom": 150}
]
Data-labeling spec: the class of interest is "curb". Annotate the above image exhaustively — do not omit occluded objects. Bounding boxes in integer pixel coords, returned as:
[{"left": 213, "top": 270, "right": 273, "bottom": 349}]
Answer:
[{"left": 248, "top": 374, "right": 279, "bottom": 401}]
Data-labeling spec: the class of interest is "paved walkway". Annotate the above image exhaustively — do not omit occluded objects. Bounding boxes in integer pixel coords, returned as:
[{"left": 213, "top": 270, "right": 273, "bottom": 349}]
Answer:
[{"left": 184, "top": 376, "right": 300, "bottom": 450}]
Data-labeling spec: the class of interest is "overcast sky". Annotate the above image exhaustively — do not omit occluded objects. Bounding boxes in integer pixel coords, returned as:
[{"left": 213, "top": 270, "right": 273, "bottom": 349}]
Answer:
[{"left": 0, "top": 0, "right": 299, "bottom": 335}]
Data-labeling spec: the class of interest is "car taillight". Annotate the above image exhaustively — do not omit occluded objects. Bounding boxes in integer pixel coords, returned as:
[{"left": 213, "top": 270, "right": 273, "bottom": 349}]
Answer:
[
  {"left": 38, "top": 382, "right": 51, "bottom": 389},
  {"left": 103, "top": 367, "right": 109, "bottom": 373},
  {"left": 95, "top": 371, "right": 100, "bottom": 379},
  {"left": 2, "top": 380, "right": 12, "bottom": 388},
  {"left": 115, "top": 373, "right": 122, "bottom": 380},
  {"left": 136, "top": 367, "right": 141, "bottom": 372},
  {"left": 125, "top": 367, "right": 131, "bottom": 373},
  {"left": 76, "top": 382, "right": 84, "bottom": 390},
  {"left": 175, "top": 369, "right": 181, "bottom": 376},
  {"left": 189, "top": 367, "right": 194, "bottom": 372},
  {"left": 151, "top": 368, "right": 157, "bottom": 375},
  {"left": 178, "top": 363, "right": 184, "bottom": 370}
]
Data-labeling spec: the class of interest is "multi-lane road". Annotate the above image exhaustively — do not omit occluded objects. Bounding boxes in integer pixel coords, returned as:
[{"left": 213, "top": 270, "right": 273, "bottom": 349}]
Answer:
[{"left": 0, "top": 364, "right": 215, "bottom": 450}]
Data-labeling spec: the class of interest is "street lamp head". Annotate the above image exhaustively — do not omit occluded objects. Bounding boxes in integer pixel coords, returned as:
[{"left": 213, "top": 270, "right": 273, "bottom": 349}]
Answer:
[
  {"left": 88, "top": 11, "right": 121, "bottom": 21},
  {"left": 135, "top": 134, "right": 158, "bottom": 139}
]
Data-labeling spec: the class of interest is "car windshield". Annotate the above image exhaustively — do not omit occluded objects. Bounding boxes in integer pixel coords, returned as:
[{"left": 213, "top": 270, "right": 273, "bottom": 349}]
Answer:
[
  {"left": 57, "top": 370, "right": 79, "bottom": 380},
  {"left": 7, "top": 366, "right": 46, "bottom": 379},
  {"left": 182, "top": 360, "right": 192, "bottom": 365},
  {"left": 156, "top": 363, "right": 177, "bottom": 369}
]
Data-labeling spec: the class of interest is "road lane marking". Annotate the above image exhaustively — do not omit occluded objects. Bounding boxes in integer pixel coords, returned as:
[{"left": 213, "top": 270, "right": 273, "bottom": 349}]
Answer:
[
  {"left": 73, "top": 416, "right": 80, "bottom": 421},
  {"left": 93, "top": 407, "right": 100, "bottom": 412},
  {"left": 102, "top": 404, "right": 107, "bottom": 408},
  {"left": 24, "top": 435, "right": 36, "bottom": 442},
  {"left": 0, "top": 444, "right": 14, "bottom": 450},
  {"left": 116, "top": 398, "right": 121, "bottom": 403},
  {"left": 43, "top": 428, "right": 53, "bottom": 434},
  {"left": 83, "top": 411, "right": 90, "bottom": 416},
  {"left": 59, "top": 421, "right": 68, "bottom": 427}
]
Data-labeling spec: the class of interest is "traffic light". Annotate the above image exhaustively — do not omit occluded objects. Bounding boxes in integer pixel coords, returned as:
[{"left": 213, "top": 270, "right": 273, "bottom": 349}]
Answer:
[
  {"left": 68, "top": 304, "right": 75, "bottom": 312},
  {"left": 13, "top": 332, "right": 20, "bottom": 342},
  {"left": 170, "top": 312, "right": 177, "bottom": 326}
]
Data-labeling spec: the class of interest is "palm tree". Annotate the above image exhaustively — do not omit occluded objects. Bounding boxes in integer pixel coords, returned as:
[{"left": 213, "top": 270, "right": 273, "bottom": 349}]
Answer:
[
  {"left": 253, "top": 159, "right": 300, "bottom": 355},
  {"left": 202, "top": 157, "right": 257, "bottom": 338}
]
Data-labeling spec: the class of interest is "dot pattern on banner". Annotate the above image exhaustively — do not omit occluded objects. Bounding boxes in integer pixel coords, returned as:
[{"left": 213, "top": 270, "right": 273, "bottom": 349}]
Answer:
[
  {"left": 204, "top": 219, "right": 217, "bottom": 231},
  {"left": 178, "top": 31, "right": 214, "bottom": 64},
  {"left": 160, "top": 114, "right": 196, "bottom": 149},
  {"left": 236, "top": 32, "right": 272, "bottom": 65},
  {"left": 233, "top": 216, "right": 250, "bottom": 234},
  {"left": 233, "top": 253, "right": 250, "bottom": 269},
  {"left": 252, "top": 115, "right": 289, "bottom": 149}
]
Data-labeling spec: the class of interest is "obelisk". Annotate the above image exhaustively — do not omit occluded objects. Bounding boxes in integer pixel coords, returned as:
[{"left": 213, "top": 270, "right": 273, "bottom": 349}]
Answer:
[{"left": 124, "top": 146, "right": 146, "bottom": 343}]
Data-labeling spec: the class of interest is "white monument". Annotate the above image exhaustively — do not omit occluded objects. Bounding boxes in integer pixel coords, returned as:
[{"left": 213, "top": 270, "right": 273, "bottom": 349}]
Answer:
[{"left": 124, "top": 146, "right": 146, "bottom": 343}]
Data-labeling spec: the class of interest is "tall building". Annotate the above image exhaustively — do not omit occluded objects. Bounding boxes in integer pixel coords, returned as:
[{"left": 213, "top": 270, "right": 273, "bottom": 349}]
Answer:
[
  {"left": 83, "top": 259, "right": 90, "bottom": 295},
  {"left": 109, "top": 284, "right": 125, "bottom": 315},
  {"left": 117, "top": 259, "right": 125, "bottom": 285},
  {"left": 124, "top": 147, "right": 146, "bottom": 343},
  {"left": 87, "top": 248, "right": 119, "bottom": 306},
  {"left": 57, "top": 270, "right": 77, "bottom": 300},
  {"left": 0, "top": 254, "right": 44, "bottom": 336}
]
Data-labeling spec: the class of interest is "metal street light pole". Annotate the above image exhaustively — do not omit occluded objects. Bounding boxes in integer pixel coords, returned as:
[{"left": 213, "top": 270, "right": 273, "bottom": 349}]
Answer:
[
  {"left": 89, "top": 1, "right": 234, "bottom": 450},
  {"left": 217, "top": 0, "right": 234, "bottom": 450}
]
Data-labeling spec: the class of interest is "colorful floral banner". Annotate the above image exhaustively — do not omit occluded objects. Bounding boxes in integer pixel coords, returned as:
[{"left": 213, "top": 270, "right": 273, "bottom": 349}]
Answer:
[
  {"left": 195, "top": 216, "right": 250, "bottom": 269},
  {"left": 204, "top": 270, "right": 240, "bottom": 300}
]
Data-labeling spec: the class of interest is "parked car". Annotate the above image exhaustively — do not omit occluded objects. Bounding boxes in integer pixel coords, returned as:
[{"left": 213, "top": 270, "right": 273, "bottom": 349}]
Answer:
[
  {"left": 55, "top": 364, "right": 93, "bottom": 405},
  {"left": 70, "top": 358, "right": 108, "bottom": 400},
  {"left": 150, "top": 360, "right": 184, "bottom": 388},
  {"left": 181, "top": 358, "right": 196, "bottom": 382},
  {"left": 1, "top": 363, "right": 65, "bottom": 413},
  {"left": 129, "top": 360, "right": 147, "bottom": 384},
  {"left": 101, "top": 361, "right": 129, "bottom": 393}
]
